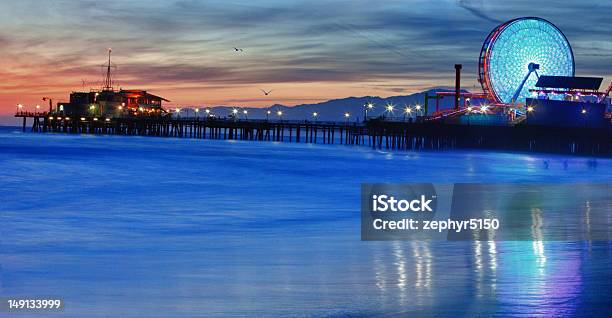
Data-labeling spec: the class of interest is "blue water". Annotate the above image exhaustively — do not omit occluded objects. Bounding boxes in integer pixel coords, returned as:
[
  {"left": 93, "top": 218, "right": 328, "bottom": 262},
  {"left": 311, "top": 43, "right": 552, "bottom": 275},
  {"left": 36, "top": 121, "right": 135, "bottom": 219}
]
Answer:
[{"left": 1, "top": 127, "right": 611, "bottom": 317}]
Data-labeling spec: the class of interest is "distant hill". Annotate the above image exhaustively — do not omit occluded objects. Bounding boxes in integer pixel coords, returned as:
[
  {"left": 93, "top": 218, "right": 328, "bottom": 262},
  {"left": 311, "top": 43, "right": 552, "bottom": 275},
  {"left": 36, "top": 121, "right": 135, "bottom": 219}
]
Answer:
[
  {"left": 0, "top": 88, "right": 475, "bottom": 126},
  {"left": 181, "top": 88, "right": 472, "bottom": 122}
]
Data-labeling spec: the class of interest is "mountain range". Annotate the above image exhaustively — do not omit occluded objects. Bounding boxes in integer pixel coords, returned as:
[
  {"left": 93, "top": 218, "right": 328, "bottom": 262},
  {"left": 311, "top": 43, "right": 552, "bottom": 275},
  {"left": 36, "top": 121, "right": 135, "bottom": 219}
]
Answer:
[
  {"left": 180, "top": 88, "right": 472, "bottom": 122},
  {"left": 0, "top": 88, "right": 473, "bottom": 125}
]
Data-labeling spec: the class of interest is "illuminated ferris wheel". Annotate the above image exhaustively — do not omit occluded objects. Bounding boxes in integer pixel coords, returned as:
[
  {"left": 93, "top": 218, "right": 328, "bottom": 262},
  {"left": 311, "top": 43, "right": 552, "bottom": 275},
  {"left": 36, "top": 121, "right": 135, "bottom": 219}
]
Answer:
[{"left": 478, "top": 17, "right": 575, "bottom": 104}]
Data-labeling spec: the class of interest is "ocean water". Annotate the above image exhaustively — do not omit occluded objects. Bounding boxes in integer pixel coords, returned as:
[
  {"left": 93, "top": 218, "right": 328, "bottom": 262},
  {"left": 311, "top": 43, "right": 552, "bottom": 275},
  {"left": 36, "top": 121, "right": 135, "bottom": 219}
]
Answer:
[{"left": 1, "top": 126, "right": 611, "bottom": 317}]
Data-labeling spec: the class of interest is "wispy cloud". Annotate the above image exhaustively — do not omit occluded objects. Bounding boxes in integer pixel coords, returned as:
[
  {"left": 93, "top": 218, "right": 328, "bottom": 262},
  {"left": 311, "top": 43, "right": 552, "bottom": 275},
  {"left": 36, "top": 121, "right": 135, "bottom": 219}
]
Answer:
[{"left": 0, "top": 0, "right": 610, "bottom": 113}]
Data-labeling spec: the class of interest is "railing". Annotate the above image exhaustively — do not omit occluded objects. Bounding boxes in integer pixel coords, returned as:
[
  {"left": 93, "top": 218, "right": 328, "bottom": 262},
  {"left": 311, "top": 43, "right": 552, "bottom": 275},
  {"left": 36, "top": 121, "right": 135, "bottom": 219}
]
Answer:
[{"left": 15, "top": 111, "right": 49, "bottom": 117}]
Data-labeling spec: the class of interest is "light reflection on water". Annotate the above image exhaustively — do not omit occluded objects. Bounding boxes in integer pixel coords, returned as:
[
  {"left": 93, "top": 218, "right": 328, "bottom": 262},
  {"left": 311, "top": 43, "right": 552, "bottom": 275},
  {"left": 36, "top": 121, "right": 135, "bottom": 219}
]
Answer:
[
  {"left": 367, "top": 241, "right": 592, "bottom": 317},
  {"left": 1, "top": 128, "right": 611, "bottom": 317}
]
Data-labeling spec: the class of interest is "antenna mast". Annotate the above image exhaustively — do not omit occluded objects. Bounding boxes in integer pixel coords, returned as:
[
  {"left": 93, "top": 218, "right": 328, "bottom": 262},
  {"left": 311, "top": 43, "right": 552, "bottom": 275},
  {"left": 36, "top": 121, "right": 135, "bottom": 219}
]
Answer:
[{"left": 103, "top": 48, "right": 113, "bottom": 91}]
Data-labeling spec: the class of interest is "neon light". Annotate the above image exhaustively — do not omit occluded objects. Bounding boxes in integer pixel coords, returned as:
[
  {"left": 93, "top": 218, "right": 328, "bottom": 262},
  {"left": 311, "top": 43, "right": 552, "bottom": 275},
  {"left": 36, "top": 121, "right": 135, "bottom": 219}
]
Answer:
[{"left": 480, "top": 17, "right": 574, "bottom": 104}]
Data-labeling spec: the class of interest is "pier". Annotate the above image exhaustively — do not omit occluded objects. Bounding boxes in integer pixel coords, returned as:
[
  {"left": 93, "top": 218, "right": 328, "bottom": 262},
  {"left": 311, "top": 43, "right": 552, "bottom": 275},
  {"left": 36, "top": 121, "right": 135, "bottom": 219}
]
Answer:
[{"left": 14, "top": 112, "right": 612, "bottom": 156}]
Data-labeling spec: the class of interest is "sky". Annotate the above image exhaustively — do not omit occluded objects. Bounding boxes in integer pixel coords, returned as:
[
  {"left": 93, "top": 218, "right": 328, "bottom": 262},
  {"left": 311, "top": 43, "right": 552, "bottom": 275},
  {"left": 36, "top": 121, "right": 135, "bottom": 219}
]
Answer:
[{"left": 0, "top": 0, "right": 610, "bottom": 116}]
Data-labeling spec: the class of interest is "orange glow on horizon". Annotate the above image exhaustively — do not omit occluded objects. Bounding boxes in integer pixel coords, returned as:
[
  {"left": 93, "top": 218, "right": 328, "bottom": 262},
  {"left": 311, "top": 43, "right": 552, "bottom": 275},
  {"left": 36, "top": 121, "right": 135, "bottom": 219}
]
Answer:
[{"left": 0, "top": 70, "right": 449, "bottom": 116}]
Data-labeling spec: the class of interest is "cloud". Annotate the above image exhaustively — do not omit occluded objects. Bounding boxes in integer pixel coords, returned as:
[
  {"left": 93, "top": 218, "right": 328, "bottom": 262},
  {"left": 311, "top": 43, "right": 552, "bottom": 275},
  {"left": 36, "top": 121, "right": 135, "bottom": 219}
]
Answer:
[
  {"left": 456, "top": 0, "right": 502, "bottom": 23},
  {"left": 0, "top": 0, "right": 610, "bottom": 113}
]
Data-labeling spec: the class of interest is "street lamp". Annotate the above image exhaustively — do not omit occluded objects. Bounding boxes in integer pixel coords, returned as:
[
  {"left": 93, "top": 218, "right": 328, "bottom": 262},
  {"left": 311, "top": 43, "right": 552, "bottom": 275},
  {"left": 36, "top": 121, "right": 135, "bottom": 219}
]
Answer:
[
  {"left": 344, "top": 112, "right": 350, "bottom": 123},
  {"left": 415, "top": 104, "right": 422, "bottom": 115},
  {"left": 385, "top": 104, "right": 394, "bottom": 119},
  {"left": 312, "top": 112, "right": 318, "bottom": 122},
  {"left": 404, "top": 106, "right": 412, "bottom": 121},
  {"left": 364, "top": 102, "right": 374, "bottom": 120},
  {"left": 266, "top": 110, "right": 271, "bottom": 121},
  {"left": 277, "top": 110, "right": 283, "bottom": 121},
  {"left": 243, "top": 109, "right": 248, "bottom": 119},
  {"left": 195, "top": 108, "right": 199, "bottom": 118}
]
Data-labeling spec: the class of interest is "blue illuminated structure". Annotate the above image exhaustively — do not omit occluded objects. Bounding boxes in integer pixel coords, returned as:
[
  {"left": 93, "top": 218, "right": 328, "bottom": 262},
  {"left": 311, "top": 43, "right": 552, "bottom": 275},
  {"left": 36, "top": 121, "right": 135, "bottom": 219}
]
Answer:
[{"left": 479, "top": 17, "right": 575, "bottom": 104}]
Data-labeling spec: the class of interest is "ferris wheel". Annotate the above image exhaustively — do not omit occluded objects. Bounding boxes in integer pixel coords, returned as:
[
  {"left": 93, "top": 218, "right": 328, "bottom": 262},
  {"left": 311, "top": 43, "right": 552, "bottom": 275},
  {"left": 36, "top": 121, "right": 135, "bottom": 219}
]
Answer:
[{"left": 478, "top": 17, "right": 575, "bottom": 104}]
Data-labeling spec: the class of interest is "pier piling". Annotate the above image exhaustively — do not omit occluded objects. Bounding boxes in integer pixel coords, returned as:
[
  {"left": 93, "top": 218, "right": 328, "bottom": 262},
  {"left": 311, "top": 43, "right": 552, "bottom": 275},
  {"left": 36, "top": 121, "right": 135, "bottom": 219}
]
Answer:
[{"left": 13, "top": 112, "right": 612, "bottom": 156}]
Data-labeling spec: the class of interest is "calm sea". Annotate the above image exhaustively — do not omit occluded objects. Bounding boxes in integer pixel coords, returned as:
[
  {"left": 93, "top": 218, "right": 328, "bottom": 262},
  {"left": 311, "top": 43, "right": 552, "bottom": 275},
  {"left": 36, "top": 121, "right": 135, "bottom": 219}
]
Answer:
[{"left": 1, "top": 126, "right": 611, "bottom": 317}]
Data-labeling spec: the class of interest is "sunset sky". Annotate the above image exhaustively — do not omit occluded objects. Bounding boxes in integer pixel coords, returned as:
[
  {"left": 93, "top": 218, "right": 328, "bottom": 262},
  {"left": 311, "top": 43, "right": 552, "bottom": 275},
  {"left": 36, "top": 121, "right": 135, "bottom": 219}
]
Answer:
[{"left": 1, "top": 0, "right": 610, "bottom": 117}]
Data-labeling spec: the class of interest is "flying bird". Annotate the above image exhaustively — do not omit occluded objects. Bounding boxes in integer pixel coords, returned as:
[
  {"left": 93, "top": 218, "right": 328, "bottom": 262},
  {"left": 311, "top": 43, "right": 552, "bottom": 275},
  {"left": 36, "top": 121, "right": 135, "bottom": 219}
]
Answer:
[
  {"left": 233, "top": 47, "right": 244, "bottom": 52},
  {"left": 260, "top": 89, "right": 272, "bottom": 96}
]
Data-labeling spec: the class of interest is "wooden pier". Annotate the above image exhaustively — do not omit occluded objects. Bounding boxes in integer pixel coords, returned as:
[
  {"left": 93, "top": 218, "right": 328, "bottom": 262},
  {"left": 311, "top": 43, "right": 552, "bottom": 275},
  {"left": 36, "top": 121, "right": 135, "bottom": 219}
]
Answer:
[{"left": 15, "top": 112, "right": 612, "bottom": 156}]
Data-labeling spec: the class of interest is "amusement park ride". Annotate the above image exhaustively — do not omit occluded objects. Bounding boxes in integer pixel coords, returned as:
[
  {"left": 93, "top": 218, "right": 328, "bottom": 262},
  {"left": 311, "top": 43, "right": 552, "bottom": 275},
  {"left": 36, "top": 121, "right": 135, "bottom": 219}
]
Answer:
[{"left": 432, "top": 17, "right": 612, "bottom": 127}]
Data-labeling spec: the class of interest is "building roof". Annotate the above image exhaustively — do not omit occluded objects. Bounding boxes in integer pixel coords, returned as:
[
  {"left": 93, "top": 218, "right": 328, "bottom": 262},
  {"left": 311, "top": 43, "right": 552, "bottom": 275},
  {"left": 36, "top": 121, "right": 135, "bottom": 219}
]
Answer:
[
  {"left": 145, "top": 93, "right": 170, "bottom": 102},
  {"left": 535, "top": 76, "right": 603, "bottom": 90},
  {"left": 119, "top": 89, "right": 170, "bottom": 102}
]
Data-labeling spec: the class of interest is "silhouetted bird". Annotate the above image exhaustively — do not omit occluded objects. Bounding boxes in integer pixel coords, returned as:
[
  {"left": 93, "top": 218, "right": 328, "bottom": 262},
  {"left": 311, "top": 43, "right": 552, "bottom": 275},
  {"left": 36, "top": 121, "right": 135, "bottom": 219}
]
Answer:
[
  {"left": 233, "top": 47, "right": 244, "bottom": 52},
  {"left": 260, "top": 89, "right": 272, "bottom": 96}
]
